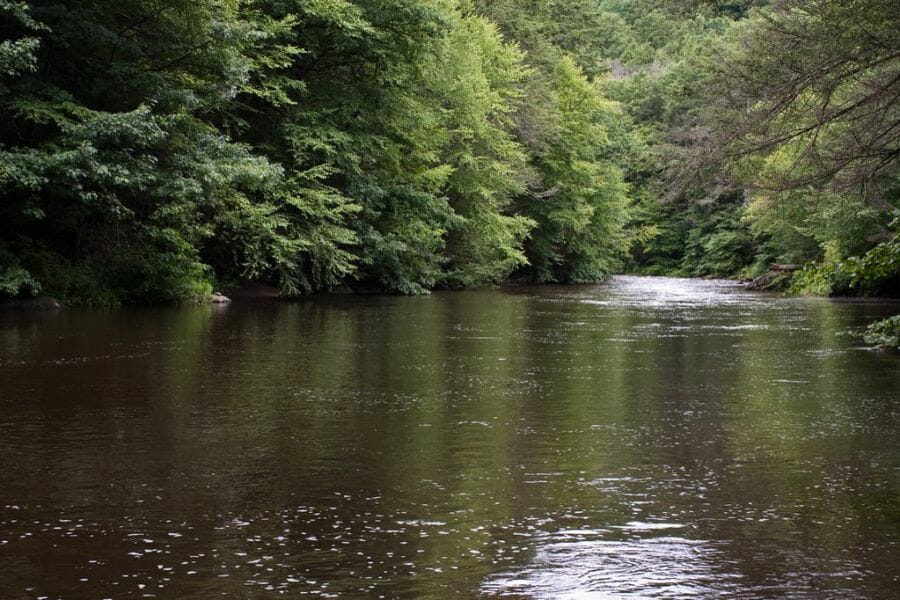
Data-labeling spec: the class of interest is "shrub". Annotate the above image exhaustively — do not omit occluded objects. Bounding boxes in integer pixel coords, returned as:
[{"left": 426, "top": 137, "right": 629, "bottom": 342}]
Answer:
[{"left": 863, "top": 316, "right": 900, "bottom": 351}]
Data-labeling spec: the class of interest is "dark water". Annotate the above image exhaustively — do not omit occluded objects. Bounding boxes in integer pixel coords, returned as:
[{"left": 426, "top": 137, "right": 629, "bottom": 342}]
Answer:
[{"left": 1, "top": 276, "right": 898, "bottom": 599}]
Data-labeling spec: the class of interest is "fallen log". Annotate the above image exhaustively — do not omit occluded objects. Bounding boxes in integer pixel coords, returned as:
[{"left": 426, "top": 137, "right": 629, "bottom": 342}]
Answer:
[
  {"left": 746, "top": 266, "right": 799, "bottom": 290},
  {"left": 770, "top": 264, "right": 801, "bottom": 272}
]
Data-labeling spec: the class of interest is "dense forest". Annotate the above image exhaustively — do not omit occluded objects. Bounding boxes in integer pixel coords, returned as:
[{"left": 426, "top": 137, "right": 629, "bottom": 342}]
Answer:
[{"left": 1, "top": 2, "right": 898, "bottom": 318}]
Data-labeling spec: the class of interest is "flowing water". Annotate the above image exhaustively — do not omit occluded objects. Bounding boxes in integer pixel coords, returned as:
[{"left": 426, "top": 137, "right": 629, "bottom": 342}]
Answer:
[{"left": 0, "top": 276, "right": 898, "bottom": 599}]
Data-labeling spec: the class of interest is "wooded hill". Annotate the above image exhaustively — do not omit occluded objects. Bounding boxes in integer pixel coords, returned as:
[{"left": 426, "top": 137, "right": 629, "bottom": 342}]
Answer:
[{"left": 1, "top": 0, "right": 897, "bottom": 305}]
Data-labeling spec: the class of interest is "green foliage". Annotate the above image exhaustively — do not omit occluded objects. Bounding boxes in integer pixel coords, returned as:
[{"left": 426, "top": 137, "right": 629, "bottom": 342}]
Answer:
[
  {"left": 790, "top": 262, "right": 845, "bottom": 297},
  {"left": 627, "top": 192, "right": 756, "bottom": 279},
  {"left": 707, "top": 0, "right": 899, "bottom": 198},
  {"left": 1, "top": 0, "right": 894, "bottom": 303},
  {"left": 677, "top": 194, "right": 752, "bottom": 277},
  {"left": 792, "top": 233, "right": 900, "bottom": 297},
  {"left": 432, "top": 14, "right": 535, "bottom": 288},
  {"left": 236, "top": 0, "right": 540, "bottom": 294},
  {"left": 0, "top": 0, "right": 386, "bottom": 301},
  {"left": 576, "top": 0, "right": 753, "bottom": 279},
  {"left": 862, "top": 316, "right": 900, "bottom": 351},
  {"left": 0, "top": 0, "right": 296, "bottom": 303},
  {"left": 515, "top": 56, "right": 631, "bottom": 283},
  {"left": 602, "top": 0, "right": 899, "bottom": 297},
  {"left": 843, "top": 235, "right": 900, "bottom": 295},
  {"left": 0, "top": 247, "right": 40, "bottom": 296}
]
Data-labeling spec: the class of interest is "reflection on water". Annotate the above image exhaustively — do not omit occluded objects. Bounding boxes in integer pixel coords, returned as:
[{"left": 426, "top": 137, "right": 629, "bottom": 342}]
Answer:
[
  {"left": 483, "top": 529, "right": 733, "bottom": 599},
  {"left": 577, "top": 274, "right": 759, "bottom": 308},
  {"left": 0, "top": 276, "right": 898, "bottom": 598}
]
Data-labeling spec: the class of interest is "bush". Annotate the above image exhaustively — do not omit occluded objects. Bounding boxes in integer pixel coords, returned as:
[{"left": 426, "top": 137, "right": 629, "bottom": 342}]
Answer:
[
  {"left": 0, "top": 249, "right": 41, "bottom": 298},
  {"left": 863, "top": 316, "right": 900, "bottom": 351},
  {"left": 790, "top": 235, "right": 899, "bottom": 297}
]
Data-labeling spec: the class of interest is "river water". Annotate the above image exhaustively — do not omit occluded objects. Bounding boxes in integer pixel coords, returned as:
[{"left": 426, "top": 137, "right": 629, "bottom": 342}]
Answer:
[{"left": 0, "top": 276, "right": 898, "bottom": 599}]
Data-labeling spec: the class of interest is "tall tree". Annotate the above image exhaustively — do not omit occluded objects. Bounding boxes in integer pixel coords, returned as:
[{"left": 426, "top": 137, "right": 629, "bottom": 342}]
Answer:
[
  {"left": 704, "top": 0, "right": 900, "bottom": 203},
  {"left": 0, "top": 0, "right": 328, "bottom": 303},
  {"left": 519, "top": 57, "right": 630, "bottom": 282},
  {"left": 428, "top": 12, "right": 534, "bottom": 288}
]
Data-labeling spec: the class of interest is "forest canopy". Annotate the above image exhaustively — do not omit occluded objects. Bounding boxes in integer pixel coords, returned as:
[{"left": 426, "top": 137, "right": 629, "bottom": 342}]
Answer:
[{"left": 1, "top": 0, "right": 897, "bottom": 305}]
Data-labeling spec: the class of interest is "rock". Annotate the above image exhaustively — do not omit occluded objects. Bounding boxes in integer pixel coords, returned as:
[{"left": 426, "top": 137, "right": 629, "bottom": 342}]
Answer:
[
  {"left": 210, "top": 292, "right": 231, "bottom": 304},
  {"left": 34, "top": 296, "right": 62, "bottom": 309}
]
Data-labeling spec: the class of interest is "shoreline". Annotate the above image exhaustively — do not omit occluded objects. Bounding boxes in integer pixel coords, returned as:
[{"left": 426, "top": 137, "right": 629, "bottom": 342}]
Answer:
[{"left": 4, "top": 273, "right": 900, "bottom": 311}]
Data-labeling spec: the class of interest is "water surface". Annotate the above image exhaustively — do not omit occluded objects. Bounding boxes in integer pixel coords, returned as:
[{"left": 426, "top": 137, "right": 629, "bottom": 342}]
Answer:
[{"left": 1, "top": 276, "right": 898, "bottom": 598}]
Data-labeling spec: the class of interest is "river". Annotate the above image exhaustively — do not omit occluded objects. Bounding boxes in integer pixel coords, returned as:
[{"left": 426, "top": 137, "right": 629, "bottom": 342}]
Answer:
[{"left": 0, "top": 276, "right": 898, "bottom": 598}]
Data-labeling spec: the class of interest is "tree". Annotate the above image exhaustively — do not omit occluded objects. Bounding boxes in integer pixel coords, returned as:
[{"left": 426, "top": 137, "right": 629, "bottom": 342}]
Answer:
[
  {"left": 517, "top": 57, "right": 630, "bottom": 282},
  {"left": 704, "top": 0, "right": 900, "bottom": 206},
  {"left": 428, "top": 12, "right": 534, "bottom": 288},
  {"left": 0, "top": 0, "right": 332, "bottom": 303}
]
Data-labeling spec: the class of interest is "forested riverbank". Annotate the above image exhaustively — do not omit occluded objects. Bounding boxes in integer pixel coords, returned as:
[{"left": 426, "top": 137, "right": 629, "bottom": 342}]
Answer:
[{"left": 1, "top": 1, "right": 898, "bottom": 312}]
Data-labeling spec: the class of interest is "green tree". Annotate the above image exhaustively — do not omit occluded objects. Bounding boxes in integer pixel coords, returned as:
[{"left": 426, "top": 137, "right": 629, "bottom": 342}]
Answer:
[
  {"left": 518, "top": 57, "right": 630, "bottom": 282},
  {"left": 428, "top": 12, "right": 534, "bottom": 288},
  {"left": 700, "top": 0, "right": 900, "bottom": 292},
  {"left": 0, "top": 0, "right": 334, "bottom": 303}
]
